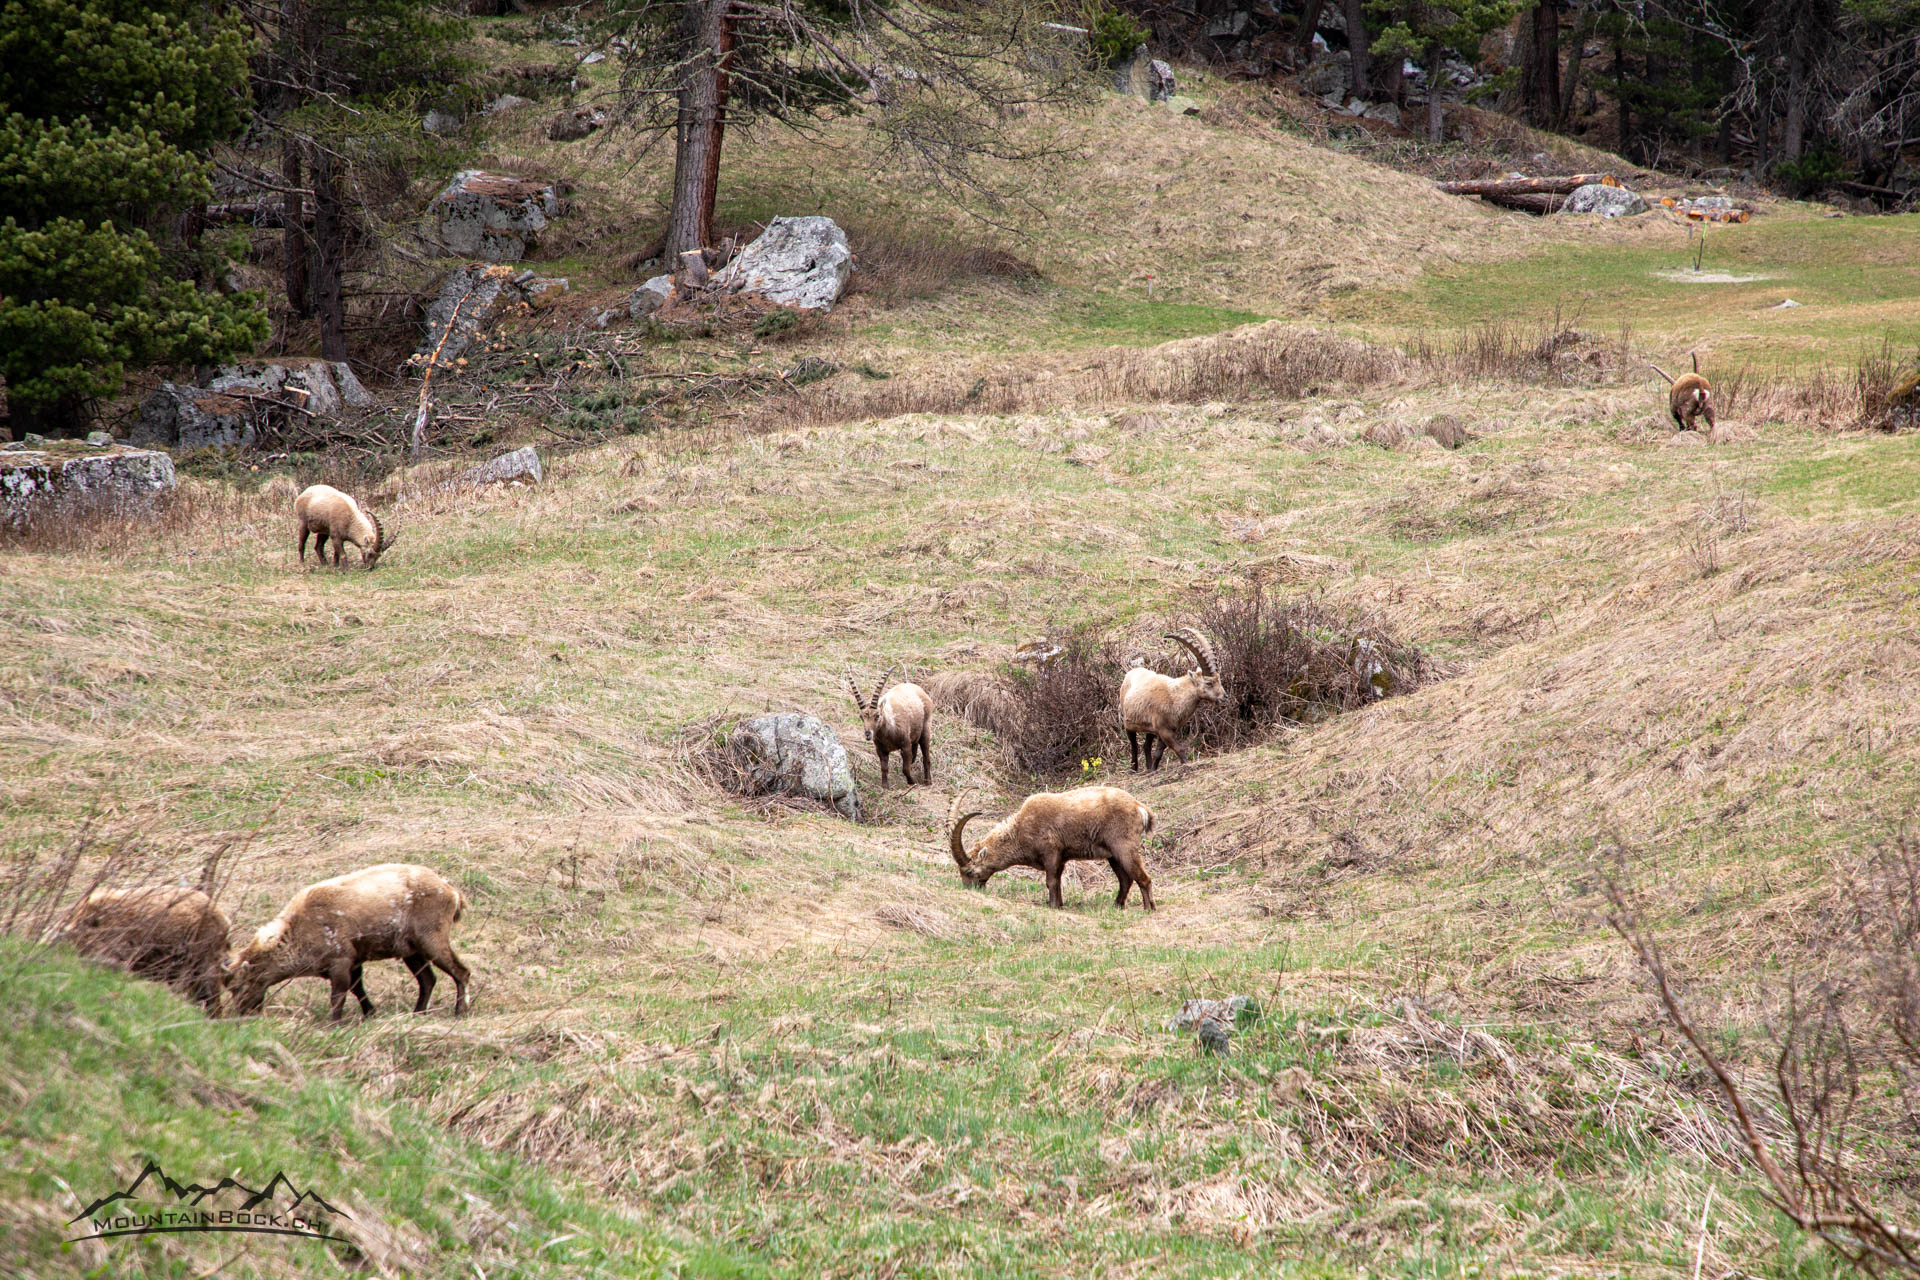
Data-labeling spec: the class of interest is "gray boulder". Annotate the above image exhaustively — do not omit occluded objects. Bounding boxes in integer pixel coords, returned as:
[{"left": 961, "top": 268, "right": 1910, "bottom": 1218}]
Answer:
[
  {"left": 1, "top": 446, "right": 176, "bottom": 530},
  {"left": 1563, "top": 183, "right": 1649, "bottom": 218},
  {"left": 1113, "top": 47, "right": 1177, "bottom": 102},
  {"left": 133, "top": 359, "right": 374, "bottom": 451},
  {"left": 459, "top": 446, "right": 543, "bottom": 487},
  {"left": 1362, "top": 100, "right": 1401, "bottom": 126},
  {"left": 423, "top": 109, "right": 461, "bottom": 137},
  {"left": 629, "top": 274, "right": 674, "bottom": 318},
  {"left": 727, "top": 713, "right": 860, "bottom": 820},
  {"left": 413, "top": 263, "right": 525, "bottom": 375},
  {"left": 483, "top": 94, "right": 531, "bottom": 115},
  {"left": 547, "top": 107, "right": 606, "bottom": 141},
  {"left": 711, "top": 217, "right": 852, "bottom": 312},
  {"left": 431, "top": 169, "right": 565, "bottom": 262},
  {"left": 1300, "top": 50, "right": 1351, "bottom": 98}
]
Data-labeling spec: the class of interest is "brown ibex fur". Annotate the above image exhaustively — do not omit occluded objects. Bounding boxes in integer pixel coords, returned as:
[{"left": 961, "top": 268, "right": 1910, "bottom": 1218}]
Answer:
[
  {"left": 225, "top": 863, "right": 470, "bottom": 1021},
  {"left": 847, "top": 666, "right": 933, "bottom": 786},
  {"left": 48, "top": 887, "right": 231, "bottom": 1012},
  {"left": 1120, "top": 627, "right": 1226, "bottom": 772},
  {"left": 1651, "top": 355, "right": 1716, "bottom": 432},
  {"left": 295, "top": 484, "right": 394, "bottom": 568},
  {"left": 948, "top": 788, "right": 1157, "bottom": 910}
]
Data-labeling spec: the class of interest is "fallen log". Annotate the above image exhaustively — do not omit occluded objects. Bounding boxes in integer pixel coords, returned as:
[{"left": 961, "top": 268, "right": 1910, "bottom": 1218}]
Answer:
[
  {"left": 1436, "top": 173, "right": 1616, "bottom": 196},
  {"left": 1481, "top": 192, "right": 1565, "bottom": 215},
  {"left": 1836, "top": 180, "right": 1909, "bottom": 206}
]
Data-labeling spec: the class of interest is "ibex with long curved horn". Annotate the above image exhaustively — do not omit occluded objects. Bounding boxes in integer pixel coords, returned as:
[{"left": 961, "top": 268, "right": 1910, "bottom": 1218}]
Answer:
[
  {"left": 846, "top": 665, "right": 933, "bottom": 787},
  {"left": 1119, "top": 626, "right": 1225, "bottom": 772},
  {"left": 1650, "top": 353, "right": 1715, "bottom": 433},
  {"left": 947, "top": 788, "right": 1156, "bottom": 910}
]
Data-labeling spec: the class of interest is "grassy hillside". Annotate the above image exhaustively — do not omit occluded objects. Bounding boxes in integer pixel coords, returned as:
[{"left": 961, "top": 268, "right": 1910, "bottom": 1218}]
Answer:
[{"left": 7, "top": 10, "right": 1920, "bottom": 1277}]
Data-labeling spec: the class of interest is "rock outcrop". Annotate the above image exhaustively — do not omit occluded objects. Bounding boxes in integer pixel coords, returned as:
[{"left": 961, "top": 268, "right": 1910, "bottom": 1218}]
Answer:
[
  {"left": 1, "top": 444, "right": 177, "bottom": 529},
  {"left": 709, "top": 217, "right": 852, "bottom": 312},
  {"left": 132, "top": 361, "right": 372, "bottom": 451},
  {"left": 459, "top": 446, "right": 543, "bottom": 487},
  {"left": 431, "top": 170, "right": 565, "bottom": 261}
]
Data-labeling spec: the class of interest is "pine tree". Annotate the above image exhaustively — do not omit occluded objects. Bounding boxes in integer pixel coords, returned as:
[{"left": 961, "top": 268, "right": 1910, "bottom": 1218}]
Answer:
[{"left": 0, "top": 0, "right": 266, "bottom": 436}]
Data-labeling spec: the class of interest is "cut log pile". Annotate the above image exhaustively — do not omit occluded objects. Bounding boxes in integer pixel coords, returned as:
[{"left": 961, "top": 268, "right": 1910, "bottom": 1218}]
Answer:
[{"left": 1435, "top": 173, "right": 1618, "bottom": 215}]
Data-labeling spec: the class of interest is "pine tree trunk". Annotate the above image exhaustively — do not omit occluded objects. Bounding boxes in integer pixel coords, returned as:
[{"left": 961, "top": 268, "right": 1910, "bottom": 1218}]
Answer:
[
  {"left": 310, "top": 147, "right": 348, "bottom": 362},
  {"left": 1341, "top": 0, "right": 1371, "bottom": 98},
  {"left": 1782, "top": 19, "right": 1811, "bottom": 161},
  {"left": 1557, "top": 6, "right": 1590, "bottom": 129},
  {"left": 665, "top": 0, "right": 732, "bottom": 260},
  {"left": 1429, "top": 88, "right": 1444, "bottom": 142},
  {"left": 282, "top": 138, "right": 310, "bottom": 318},
  {"left": 1522, "top": 0, "right": 1560, "bottom": 125}
]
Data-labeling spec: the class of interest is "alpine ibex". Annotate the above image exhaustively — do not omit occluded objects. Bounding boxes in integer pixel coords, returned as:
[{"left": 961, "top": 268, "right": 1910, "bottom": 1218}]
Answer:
[
  {"left": 225, "top": 864, "right": 470, "bottom": 1021},
  {"left": 1120, "top": 627, "right": 1225, "bottom": 772},
  {"left": 295, "top": 484, "right": 395, "bottom": 568},
  {"left": 947, "top": 788, "right": 1157, "bottom": 910},
  {"left": 847, "top": 666, "right": 933, "bottom": 786},
  {"left": 1651, "top": 355, "right": 1716, "bottom": 432},
  {"left": 47, "top": 886, "right": 232, "bottom": 1012}
]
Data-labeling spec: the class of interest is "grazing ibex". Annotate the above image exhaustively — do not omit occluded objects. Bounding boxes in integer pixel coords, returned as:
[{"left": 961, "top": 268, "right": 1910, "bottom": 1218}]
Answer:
[
  {"left": 1651, "top": 355, "right": 1716, "bottom": 432},
  {"left": 1120, "top": 627, "right": 1226, "bottom": 772},
  {"left": 225, "top": 864, "right": 470, "bottom": 1021},
  {"left": 847, "top": 666, "right": 933, "bottom": 786},
  {"left": 295, "top": 484, "right": 394, "bottom": 568},
  {"left": 947, "top": 788, "right": 1157, "bottom": 910},
  {"left": 47, "top": 886, "right": 231, "bottom": 1013}
]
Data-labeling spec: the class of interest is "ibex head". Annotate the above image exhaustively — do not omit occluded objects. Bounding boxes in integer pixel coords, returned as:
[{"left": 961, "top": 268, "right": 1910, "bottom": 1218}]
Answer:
[
  {"left": 947, "top": 793, "right": 991, "bottom": 888},
  {"left": 846, "top": 665, "right": 896, "bottom": 741},
  {"left": 1166, "top": 628, "right": 1226, "bottom": 703}
]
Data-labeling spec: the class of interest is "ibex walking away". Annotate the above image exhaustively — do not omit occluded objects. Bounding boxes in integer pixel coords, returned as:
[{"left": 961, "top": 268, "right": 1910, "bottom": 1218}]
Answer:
[{"left": 1650, "top": 354, "right": 1716, "bottom": 432}]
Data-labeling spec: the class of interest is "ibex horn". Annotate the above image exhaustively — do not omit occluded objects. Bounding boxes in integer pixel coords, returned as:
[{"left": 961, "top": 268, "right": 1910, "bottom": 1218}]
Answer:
[
  {"left": 947, "top": 794, "right": 982, "bottom": 870},
  {"left": 844, "top": 668, "right": 866, "bottom": 710},
  {"left": 872, "top": 663, "right": 896, "bottom": 709},
  {"left": 1165, "top": 629, "right": 1216, "bottom": 677}
]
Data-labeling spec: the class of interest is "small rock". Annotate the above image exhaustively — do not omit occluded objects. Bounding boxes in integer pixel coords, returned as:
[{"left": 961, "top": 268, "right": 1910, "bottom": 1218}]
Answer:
[
  {"left": 578, "top": 50, "right": 605, "bottom": 65},
  {"left": 1563, "top": 183, "right": 1649, "bottom": 218},
  {"left": 1168, "top": 995, "right": 1262, "bottom": 1031},
  {"left": 523, "top": 276, "right": 570, "bottom": 310},
  {"left": 483, "top": 94, "right": 531, "bottom": 115},
  {"left": 1362, "top": 100, "right": 1401, "bottom": 126},
  {"left": 460, "top": 446, "right": 542, "bottom": 487},
  {"left": 22, "top": 434, "right": 48, "bottom": 449},
  {"left": 629, "top": 274, "right": 674, "bottom": 319},
  {"left": 1771, "top": 298, "right": 1801, "bottom": 309},
  {"left": 592, "top": 307, "right": 621, "bottom": 329},
  {"left": 423, "top": 109, "right": 461, "bottom": 136},
  {"left": 547, "top": 106, "right": 606, "bottom": 141},
  {"left": 1163, "top": 94, "right": 1202, "bottom": 115},
  {"left": 1300, "top": 49, "right": 1351, "bottom": 97},
  {"left": 85, "top": 431, "right": 113, "bottom": 448}
]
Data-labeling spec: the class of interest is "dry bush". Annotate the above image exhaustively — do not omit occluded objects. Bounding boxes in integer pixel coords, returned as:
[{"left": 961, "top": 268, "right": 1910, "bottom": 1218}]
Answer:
[
  {"left": 990, "top": 585, "right": 1433, "bottom": 777},
  {"left": 1406, "top": 314, "right": 1633, "bottom": 387},
  {"left": 1714, "top": 340, "right": 1920, "bottom": 430},
  {"left": 924, "top": 669, "right": 1019, "bottom": 737},
  {"left": 1608, "top": 834, "right": 1920, "bottom": 1274},
  {"left": 0, "top": 477, "right": 287, "bottom": 556}
]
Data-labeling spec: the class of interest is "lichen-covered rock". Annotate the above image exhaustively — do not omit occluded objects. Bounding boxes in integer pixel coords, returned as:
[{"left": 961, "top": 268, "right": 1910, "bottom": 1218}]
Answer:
[
  {"left": 710, "top": 217, "right": 852, "bottom": 313},
  {"left": 547, "top": 106, "right": 607, "bottom": 141},
  {"left": 1, "top": 446, "right": 176, "bottom": 530},
  {"left": 1113, "top": 46, "right": 1176, "bottom": 102},
  {"left": 1300, "top": 50, "right": 1351, "bottom": 98},
  {"left": 629, "top": 274, "right": 674, "bottom": 318},
  {"left": 522, "top": 276, "right": 570, "bottom": 310},
  {"left": 727, "top": 713, "right": 860, "bottom": 820},
  {"left": 131, "top": 384, "right": 256, "bottom": 450},
  {"left": 431, "top": 169, "right": 565, "bottom": 262},
  {"left": 1563, "top": 183, "right": 1649, "bottom": 218},
  {"left": 459, "top": 446, "right": 543, "bottom": 487},
  {"left": 413, "top": 263, "right": 526, "bottom": 375},
  {"left": 133, "top": 360, "right": 371, "bottom": 451}
]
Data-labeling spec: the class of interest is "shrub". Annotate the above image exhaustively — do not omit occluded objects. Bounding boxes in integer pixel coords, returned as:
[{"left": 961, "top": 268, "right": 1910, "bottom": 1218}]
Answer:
[
  {"left": 1084, "top": 1, "right": 1150, "bottom": 68},
  {"left": 991, "top": 585, "right": 1435, "bottom": 777}
]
